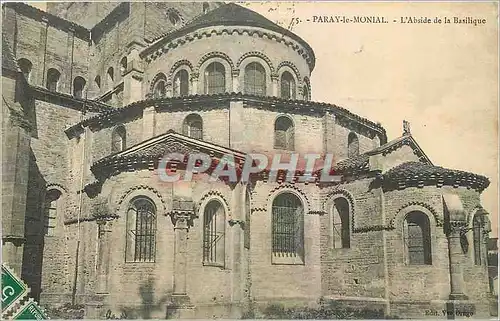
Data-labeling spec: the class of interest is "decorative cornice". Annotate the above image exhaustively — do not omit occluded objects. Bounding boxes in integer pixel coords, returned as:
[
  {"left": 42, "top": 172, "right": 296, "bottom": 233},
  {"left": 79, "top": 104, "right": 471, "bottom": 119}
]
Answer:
[
  {"left": 142, "top": 26, "right": 315, "bottom": 71},
  {"left": 236, "top": 51, "right": 275, "bottom": 74},
  {"left": 195, "top": 51, "right": 235, "bottom": 73}
]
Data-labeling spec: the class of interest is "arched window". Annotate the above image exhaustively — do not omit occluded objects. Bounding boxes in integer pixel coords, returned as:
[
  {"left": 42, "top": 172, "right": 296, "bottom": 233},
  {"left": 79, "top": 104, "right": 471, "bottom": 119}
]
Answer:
[
  {"left": 173, "top": 69, "right": 189, "bottom": 97},
  {"left": 203, "top": 200, "right": 226, "bottom": 266},
  {"left": 403, "top": 211, "right": 432, "bottom": 265},
  {"left": 107, "top": 67, "right": 114, "bottom": 88},
  {"left": 44, "top": 189, "right": 62, "bottom": 236},
  {"left": 111, "top": 126, "right": 126, "bottom": 153},
  {"left": 203, "top": 2, "right": 209, "bottom": 14},
  {"left": 244, "top": 62, "right": 266, "bottom": 96},
  {"left": 280, "top": 71, "right": 296, "bottom": 99},
  {"left": 126, "top": 197, "right": 157, "bottom": 262},
  {"left": 94, "top": 75, "right": 101, "bottom": 90},
  {"left": 46, "top": 68, "right": 60, "bottom": 92},
  {"left": 274, "top": 116, "right": 294, "bottom": 150},
  {"left": 302, "top": 85, "right": 309, "bottom": 101},
  {"left": 151, "top": 73, "right": 167, "bottom": 99},
  {"left": 204, "top": 62, "right": 225, "bottom": 95},
  {"left": 332, "top": 198, "right": 350, "bottom": 249},
  {"left": 244, "top": 188, "right": 251, "bottom": 249},
  {"left": 182, "top": 114, "right": 203, "bottom": 140},
  {"left": 17, "top": 58, "right": 32, "bottom": 82},
  {"left": 473, "top": 215, "right": 483, "bottom": 265},
  {"left": 348, "top": 132, "right": 359, "bottom": 158},
  {"left": 120, "top": 57, "right": 127, "bottom": 75},
  {"left": 73, "top": 76, "right": 86, "bottom": 99},
  {"left": 272, "top": 193, "right": 304, "bottom": 261}
]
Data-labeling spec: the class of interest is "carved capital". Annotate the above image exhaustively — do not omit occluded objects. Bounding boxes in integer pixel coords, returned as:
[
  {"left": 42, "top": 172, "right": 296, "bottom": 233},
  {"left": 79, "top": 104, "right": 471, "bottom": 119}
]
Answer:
[
  {"left": 231, "top": 69, "right": 240, "bottom": 78},
  {"left": 228, "top": 219, "right": 245, "bottom": 228},
  {"left": 270, "top": 73, "right": 279, "bottom": 81},
  {"left": 169, "top": 211, "right": 197, "bottom": 229}
]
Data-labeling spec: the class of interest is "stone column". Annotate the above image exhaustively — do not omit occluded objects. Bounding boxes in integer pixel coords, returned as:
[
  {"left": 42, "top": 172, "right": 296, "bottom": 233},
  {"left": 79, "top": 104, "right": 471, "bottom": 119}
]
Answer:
[
  {"left": 167, "top": 211, "right": 196, "bottom": 319},
  {"left": 448, "top": 222, "right": 468, "bottom": 300},
  {"left": 271, "top": 73, "right": 279, "bottom": 97},
  {"left": 232, "top": 69, "right": 240, "bottom": 93},
  {"left": 95, "top": 217, "right": 114, "bottom": 294},
  {"left": 190, "top": 73, "right": 199, "bottom": 95}
]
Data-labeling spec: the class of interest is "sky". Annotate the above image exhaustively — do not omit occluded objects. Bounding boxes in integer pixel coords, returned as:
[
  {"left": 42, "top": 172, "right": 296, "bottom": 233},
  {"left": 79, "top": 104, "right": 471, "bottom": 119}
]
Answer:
[{"left": 24, "top": 1, "right": 499, "bottom": 236}]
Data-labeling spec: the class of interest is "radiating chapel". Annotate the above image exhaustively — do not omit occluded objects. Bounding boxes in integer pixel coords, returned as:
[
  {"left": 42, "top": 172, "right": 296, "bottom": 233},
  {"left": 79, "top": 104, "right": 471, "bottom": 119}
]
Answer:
[{"left": 1, "top": 2, "right": 495, "bottom": 319}]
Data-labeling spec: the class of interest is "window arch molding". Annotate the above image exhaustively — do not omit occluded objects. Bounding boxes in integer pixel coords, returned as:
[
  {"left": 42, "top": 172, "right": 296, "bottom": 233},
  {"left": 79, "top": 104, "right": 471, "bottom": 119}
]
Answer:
[
  {"left": 111, "top": 125, "right": 126, "bottom": 153},
  {"left": 277, "top": 66, "right": 300, "bottom": 99},
  {"left": 197, "top": 57, "right": 232, "bottom": 94},
  {"left": 182, "top": 113, "right": 203, "bottom": 140},
  {"left": 17, "top": 58, "right": 33, "bottom": 82},
  {"left": 124, "top": 196, "right": 157, "bottom": 262},
  {"left": 171, "top": 68, "right": 190, "bottom": 97},
  {"left": 150, "top": 72, "right": 168, "bottom": 98},
  {"left": 168, "top": 60, "right": 194, "bottom": 83},
  {"left": 116, "top": 185, "right": 167, "bottom": 215},
  {"left": 238, "top": 56, "right": 273, "bottom": 96},
  {"left": 392, "top": 204, "right": 438, "bottom": 265},
  {"left": 301, "top": 76, "right": 311, "bottom": 101}
]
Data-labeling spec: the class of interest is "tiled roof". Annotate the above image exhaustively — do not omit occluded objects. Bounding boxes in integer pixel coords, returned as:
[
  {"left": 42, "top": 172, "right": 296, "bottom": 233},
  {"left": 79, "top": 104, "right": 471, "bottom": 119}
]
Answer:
[
  {"left": 2, "top": 31, "right": 18, "bottom": 72},
  {"left": 382, "top": 161, "right": 490, "bottom": 192},
  {"left": 64, "top": 92, "right": 387, "bottom": 143},
  {"left": 332, "top": 134, "right": 431, "bottom": 175},
  {"left": 142, "top": 3, "right": 315, "bottom": 69}
]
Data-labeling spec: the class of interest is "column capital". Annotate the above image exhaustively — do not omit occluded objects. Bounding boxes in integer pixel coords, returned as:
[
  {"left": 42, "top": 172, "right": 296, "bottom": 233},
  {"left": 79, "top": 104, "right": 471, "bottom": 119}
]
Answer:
[
  {"left": 231, "top": 69, "right": 240, "bottom": 78},
  {"left": 168, "top": 211, "right": 197, "bottom": 230},
  {"left": 271, "top": 73, "right": 279, "bottom": 81}
]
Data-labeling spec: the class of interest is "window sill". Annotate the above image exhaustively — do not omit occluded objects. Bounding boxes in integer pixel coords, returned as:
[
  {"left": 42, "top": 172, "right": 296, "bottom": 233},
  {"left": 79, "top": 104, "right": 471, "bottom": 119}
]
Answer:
[
  {"left": 203, "top": 262, "right": 225, "bottom": 269},
  {"left": 271, "top": 254, "right": 304, "bottom": 265}
]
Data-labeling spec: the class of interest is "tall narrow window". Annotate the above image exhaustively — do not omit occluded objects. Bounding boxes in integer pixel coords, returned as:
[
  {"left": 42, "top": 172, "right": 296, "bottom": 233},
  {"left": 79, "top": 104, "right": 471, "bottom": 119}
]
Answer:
[
  {"left": 473, "top": 215, "right": 482, "bottom": 265},
  {"left": 272, "top": 193, "right": 304, "bottom": 262},
  {"left": 111, "top": 125, "right": 126, "bottom": 153},
  {"left": 73, "top": 76, "right": 86, "bottom": 99},
  {"left": 183, "top": 114, "right": 203, "bottom": 140},
  {"left": 107, "top": 67, "right": 114, "bottom": 89},
  {"left": 244, "top": 188, "right": 251, "bottom": 249},
  {"left": 173, "top": 70, "right": 189, "bottom": 97},
  {"left": 274, "top": 116, "right": 294, "bottom": 150},
  {"left": 203, "top": 200, "right": 226, "bottom": 267},
  {"left": 280, "top": 72, "right": 296, "bottom": 99},
  {"left": 126, "top": 197, "right": 157, "bottom": 262},
  {"left": 46, "top": 68, "right": 60, "bottom": 92},
  {"left": 204, "top": 62, "right": 225, "bottom": 94},
  {"left": 244, "top": 62, "right": 266, "bottom": 96},
  {"left": 348, "top": 132, "right": 359, "bottom": 158},
  {"left": 95, "top": 75, "right": 101, "bottom": 90},
  {"left": 302, "top": 85, "right": 309, "bottom": 101},
  {"left": 17, "top": 58, "right": 32, "bottom": 82},
  {"left": 120, "top": 57, "right": 127, "bottom": 75},
  {"left": 44, "top": 189, "right": 61, "bottom": 236},
  {"left": 403, "top": 211, "right": 432, "bottom": 265},
  {"left": 332, "top": 198, "right": 350, "bottom": 249}
]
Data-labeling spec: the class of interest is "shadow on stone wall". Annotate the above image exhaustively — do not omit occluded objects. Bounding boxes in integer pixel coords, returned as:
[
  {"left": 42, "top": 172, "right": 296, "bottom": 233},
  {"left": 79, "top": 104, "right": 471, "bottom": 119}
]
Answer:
[
  {"left": 21, "top": 148, "right": 47, "bottom": 301},
  {"left": 104, "top": 277, "right": 171, "bottom": 319}
]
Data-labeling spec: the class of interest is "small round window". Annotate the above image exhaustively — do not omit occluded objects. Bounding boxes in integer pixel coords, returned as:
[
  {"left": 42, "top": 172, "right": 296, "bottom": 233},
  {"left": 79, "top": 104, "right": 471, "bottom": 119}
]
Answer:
[{"left": 167, "top": 10, "right": 181, "bottom": 26}]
